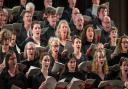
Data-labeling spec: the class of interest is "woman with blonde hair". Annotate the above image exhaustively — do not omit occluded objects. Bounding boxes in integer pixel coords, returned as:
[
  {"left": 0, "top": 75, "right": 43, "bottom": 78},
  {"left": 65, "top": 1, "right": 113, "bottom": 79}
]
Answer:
[{"left": 92, "top": 49, "right": 109, "bottom": 80}]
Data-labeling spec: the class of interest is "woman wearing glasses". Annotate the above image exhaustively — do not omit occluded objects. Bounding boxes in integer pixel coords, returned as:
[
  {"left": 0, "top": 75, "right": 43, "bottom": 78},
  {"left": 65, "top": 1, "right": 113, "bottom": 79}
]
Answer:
[{"left": 0, "top": 50, "right": 28, "bottom": 89}]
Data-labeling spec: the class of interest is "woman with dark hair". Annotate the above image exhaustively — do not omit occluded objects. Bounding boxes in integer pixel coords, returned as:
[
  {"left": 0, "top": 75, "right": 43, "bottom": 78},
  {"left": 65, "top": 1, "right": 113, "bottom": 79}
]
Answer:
[
  {"left": 0, "top": 50, "right": 28, "bottom": 89},
  {"left": 32, "top": 52, "right": 56, "bottom": 89},
  {"left": 59, "top": 54, "right": 84, "bottom": 82},
  {"left": 110, "top": 35, "right": 128, "bottom": 66},
  {"left": 104, "top": 27, "right": 118, "bottom": 51},
  {"left": 72, "top": 35, "right": 87, "bottom": 64},
  {"left": 21, "top": 21, "right": 47, "bottom": 50},
  {"left": 105, "top": 57, "right": 128, "bottom": 88},
  {"left": 81, "top": 24, "right": 95, "bottom": 60}
]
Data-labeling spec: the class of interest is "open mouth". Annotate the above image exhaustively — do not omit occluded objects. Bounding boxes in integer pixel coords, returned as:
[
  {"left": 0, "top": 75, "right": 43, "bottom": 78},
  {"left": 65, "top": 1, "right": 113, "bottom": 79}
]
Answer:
[
  {"left": 71, "top": 67, "right": 75, "bottom": 70},
  {"left": 45, "top": 65, "right": 49, "bottom": 68},
  {"left": 54, "top": 50, "right": 58, "bottom": 53},
  {"left": 29, "top": 53, "right": 34, "bottom": 56},
  {"left": 79, "top": 24, "right": 82, "bottom": 27},
  {"left": 52, "top": 21, "right": 56, "bottom": 23},
  {"left": 124, "top": 46, "right": 128, "bottom": 49},
  {"left": 113, "top": 36, "right": 116, "bottom": 38},
  {"left": 125, "top": 69, "right": 128, "bottom": 73},
  {"left": 100, "top": 61, "right": 104, "bottom": 64},
  {"left": 13, "top": 62, "right": 17, "bottom": 65},
  {"left": 36, "top": 32, "right": 40, "bottom": 35},
  {"left": 5, "top": 43, "right": 9, "bottom": 45},
  {"left": 77, "top": 46, "right": 80, "bottom": 49},
  {"left": 89, "top": 35, "right": 93, "bottom": 38}
]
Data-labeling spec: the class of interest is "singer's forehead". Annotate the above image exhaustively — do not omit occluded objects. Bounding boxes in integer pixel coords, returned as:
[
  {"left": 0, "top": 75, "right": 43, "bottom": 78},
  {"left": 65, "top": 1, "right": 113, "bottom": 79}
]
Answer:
[{"left": 122, "top": 61, "right": 128, "bottom": 65}]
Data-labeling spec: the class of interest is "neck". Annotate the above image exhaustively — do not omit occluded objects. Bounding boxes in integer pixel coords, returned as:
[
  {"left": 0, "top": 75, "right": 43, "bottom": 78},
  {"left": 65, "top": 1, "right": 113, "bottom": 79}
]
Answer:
[
  {"left": 41, "top": 69, "right": 48, "bottom": 78},
  {"left": 33, "top": 36, "right": 40, "bottom": 42},
  {"left": 60, "top": 40, "right": 66, "bottom": 46},
  {"left": 74, "top": 51, "right": 81, "bottom": 59},
  {"left": 98, "top": 66, "right": 103, "bottom": 73},
  {"left": 27, "top": 57, "right": 34, "bottom": 61},
  {"left": 74, "top": 49, "right": 81, "bottom": 55},
  {"left": 87, "top": 39, "right": 93, "bottom": 42},
  {"left": 121, "top": 73, "right": 128, "bottom": 81},
  {"left": 61, "top": 37, "right": 67, "bottom": 41},
  {"left": 9, "top": 65, "right": 16, "bottom": 73},
  {"left": 69, "top": 4, "right": 74, "bottom": 9},
  {"left": 41, "top": 68, "right": 48, "bottom": 73},
  {"left": 110, "top": 38, "right": 117, "bottom": 46},
  {"left": 69, "top": 70, "right": 75, "bottom": 73},
  {"left": 121, "top": 49, "right": 127, "bottom": 53},
  {"left": 50, "top": 24, "right": 55, "bottom": 29}
]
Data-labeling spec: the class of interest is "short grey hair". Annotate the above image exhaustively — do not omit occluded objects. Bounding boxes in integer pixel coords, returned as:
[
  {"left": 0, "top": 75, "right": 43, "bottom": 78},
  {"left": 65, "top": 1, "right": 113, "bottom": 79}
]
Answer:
[
  {"left": 48, "top": 37, "right": 60, "bottom": 50},
  {"left": 26, "top": 2, "right": 35, "bottom": 11},
  {"left": 23, "top": 42, "right": 39, "bottom": 59}
]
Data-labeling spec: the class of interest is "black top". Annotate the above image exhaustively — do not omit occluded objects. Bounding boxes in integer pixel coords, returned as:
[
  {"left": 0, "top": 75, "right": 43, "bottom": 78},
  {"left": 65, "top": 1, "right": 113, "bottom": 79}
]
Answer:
[
  {"left": 0, "top": 51, "right": 6, "bottom": 64},
  {"left": 0, "top": 46, "right": 11, "bottom": 64},
  {"left": 20, "top": 59, "right": 40, "bottom": 88},
  {"left": 0, "top": 68, "right": 28, "bottom": 89},
  {"left": 110, "top": 53, "right": 128, "bottom": 66},
  {"left": 58, "top": 43, "right": 64, "bottom": 54},
  {"left": 100, "top": 30, "right": 110, "bottom": 44},
  {"left": 21, "top": 59, "right": 40, "bottom": 74},
  {"left": 16, "top": 24, "right": 30, "bottom": 51},
  {"left": 82, "top": 40, "right": 92, "bottom": 53},
  {"left": 80, "top": 71, "right": 102, "bottom": 89},
  {"left": 20, "top": 36, "right": 47, "bottom": 51},
  {"left": 42, "top": 25, "right": 56, "bottom": 45},
  {"left": 59, "top": 71, "right": 84, "bottom": 83},
  {"left": 75, "top": 53, "right": 87, "bottom": 65},
  {"left": 32, "top": 72, "right": 54, "bottom": 89},
  {"left": 104, "top": 43, "right": 116, "bottom": 52},
  {"left": 61, "top": 7, "right": 72, "bottom": 22},
  {"left": 81, "top": 41, "right": 93, "bottom": 61},
  {"left": 49, "top": 52, "right": 66, "bottom": 72},
  {"left": 71, "top": 27, "right": 83, "bottom": 37}
]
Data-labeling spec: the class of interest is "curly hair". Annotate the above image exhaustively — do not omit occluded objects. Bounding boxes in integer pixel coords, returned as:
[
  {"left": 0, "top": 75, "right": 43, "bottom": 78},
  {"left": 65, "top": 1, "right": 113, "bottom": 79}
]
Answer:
[
  {"left": 55, "top": 20, "right": 71, "bottom": 40},
  {"left": 92, "top": 50, "right": 109, "bottom": 75},
  {"left": 81, "top": 24, "right": 95, "bottom": 45},
  {"left": 117, "top": 35, "right": 128, "bottom": 54},
  {"left": 0, "top": 29, "right": 11, "bottom": 45}
]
